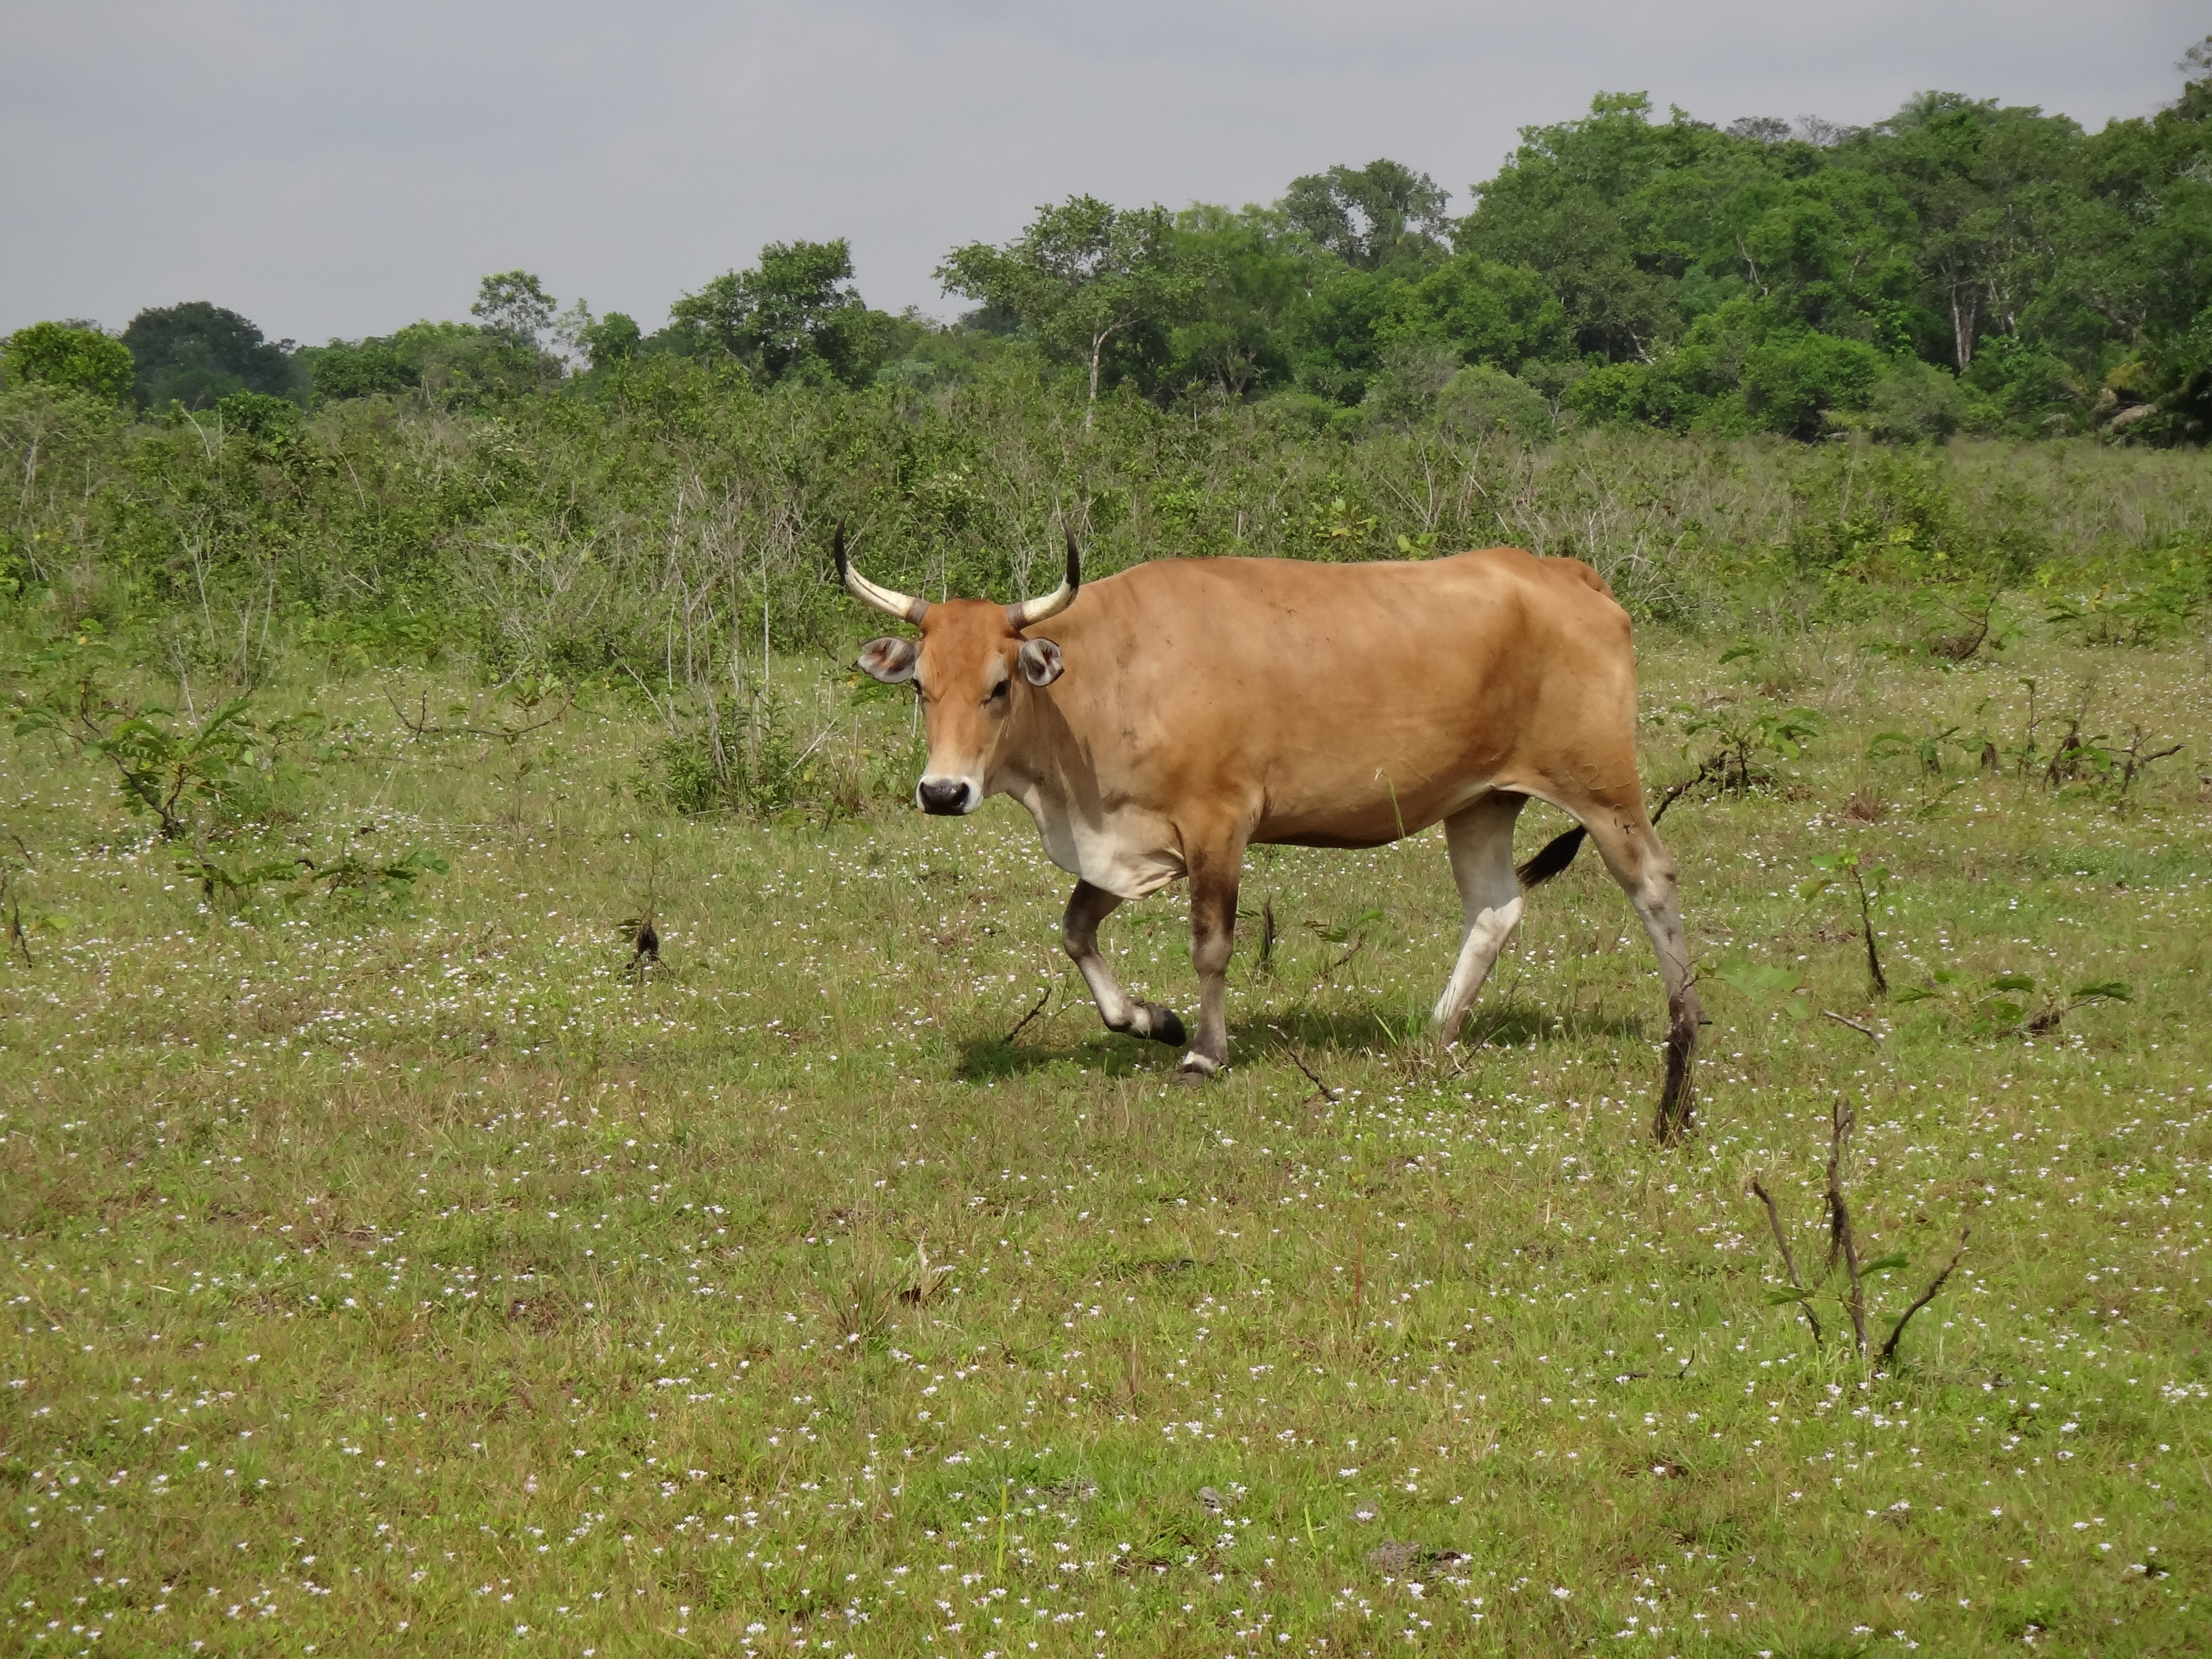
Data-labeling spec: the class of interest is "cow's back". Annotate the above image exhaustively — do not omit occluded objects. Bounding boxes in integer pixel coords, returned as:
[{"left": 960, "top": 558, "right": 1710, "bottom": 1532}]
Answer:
[{"left": 1027, "top": 548, "right": 1637, "bottom": 849}]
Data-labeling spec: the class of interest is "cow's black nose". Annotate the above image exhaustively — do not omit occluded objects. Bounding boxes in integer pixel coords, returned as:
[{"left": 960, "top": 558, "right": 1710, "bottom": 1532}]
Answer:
[{"left": 918, "top": 779, "right": 969, "bottom": 815}]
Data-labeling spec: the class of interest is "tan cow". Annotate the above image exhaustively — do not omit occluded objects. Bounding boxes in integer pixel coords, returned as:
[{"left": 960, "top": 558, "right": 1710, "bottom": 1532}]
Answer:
[{"left": 839, "top": 529, "right": 1700, "bottom": 1142}]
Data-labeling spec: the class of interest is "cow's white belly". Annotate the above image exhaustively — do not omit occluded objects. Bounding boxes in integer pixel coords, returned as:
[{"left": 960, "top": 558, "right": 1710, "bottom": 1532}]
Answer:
[{"left": 1011, "top": 785, "right": 1185, "bottom": 901}]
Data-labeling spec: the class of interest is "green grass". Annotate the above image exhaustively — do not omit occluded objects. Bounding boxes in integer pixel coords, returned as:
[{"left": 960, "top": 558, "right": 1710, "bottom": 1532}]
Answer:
[{"left": 3, "top": 620, "right": 2209, "bottom": 1657}]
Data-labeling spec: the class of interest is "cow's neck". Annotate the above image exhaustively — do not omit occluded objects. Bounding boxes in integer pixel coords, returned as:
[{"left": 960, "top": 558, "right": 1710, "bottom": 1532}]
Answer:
[{"left": 993, "top": 718, "right": 1181, "bottom": 902}]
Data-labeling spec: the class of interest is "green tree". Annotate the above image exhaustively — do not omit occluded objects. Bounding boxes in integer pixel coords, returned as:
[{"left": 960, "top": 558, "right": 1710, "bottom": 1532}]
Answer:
[
  {"left": 297, "top": 319, "right": 551, "bottom": 408},
  {"left": 1281, "top": 159, "right": 1451, "bottom": 271},
  {"left": 120, "top": 302, "right": 299, "bottom": 409},
  {"left": 472, "top": 272, "right": 557, "bottom": 348},
  {"left": 1741, "top": 329, "right": 1888, "bottom": 437},
  {"left": 1851, "top": 95, "right": 2086, "bottom": 370},
  {"left": 579, "top": 312, "right": 642, "bottom": 370},
  {"left": 1378, "top": 253, "right": 1571, "bottom": 373},
  {"left": 2049, "top": 39, "right": 2212, "bottom": 437},
  {"left": 668, "top": 240, "right": 880, "bottom": 386},
  {"left": 1457, "top": 93, "right": 1727, "bottom": 362},
  {"left": 938, "top": 196, "right": 1210, "bottom": 424},
  {"left": 1280, "top": 267, "right": 1401, "bottom": 405},
  {"left": 213, "top": 389, "right": 303, "bottom": 439},
  {"left": 1165, "top": 204, "right": 1302, "bottom": 397},
  {"left": 0, "top": 322, "right": 135, "bottom": 402},
  {"left": 301, "top": 336, "right": 418, "bottom": 403}
]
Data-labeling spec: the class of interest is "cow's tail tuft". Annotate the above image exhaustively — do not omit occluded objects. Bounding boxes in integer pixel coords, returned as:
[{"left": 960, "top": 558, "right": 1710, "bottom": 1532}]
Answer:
[{"left": 1515, "top": 825, "right": 1587, "bottom": 888}]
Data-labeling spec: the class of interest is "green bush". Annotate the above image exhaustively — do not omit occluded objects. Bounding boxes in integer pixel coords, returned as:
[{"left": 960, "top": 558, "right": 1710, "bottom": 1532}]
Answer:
[
  {"left": 2, "top": 322, "right": 134, "bottom": 403},
  {"left": 1436, "top": 364, "right": 1556, "bottom": 443},
  {"left": 1740, "top": 332, "right": 1887, "bottom": 438},
  {"left": 2, "top": 349, "right": 2209, "bottom": 672},
  {"left": 213, "top": 390, "right": 303, "bottom": 438},
  {"left": 303, "top": 337, "right": 418, "bottom": 402},
  {"left": 1862, "top": 358, "right": 1985, "bottom": 442}
]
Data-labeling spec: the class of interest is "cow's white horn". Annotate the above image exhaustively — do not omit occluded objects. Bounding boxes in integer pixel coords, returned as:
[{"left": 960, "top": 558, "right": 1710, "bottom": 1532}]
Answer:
[
  {"left": 835, "top": 520, "right": 927, "bottom": 624},
  {"left": 1009, "top": 529, "right": 1082, "bottom": 629}
]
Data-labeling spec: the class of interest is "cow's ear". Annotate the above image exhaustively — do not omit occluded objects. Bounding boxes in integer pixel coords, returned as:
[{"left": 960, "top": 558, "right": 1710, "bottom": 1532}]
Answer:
[
  {"left": 858, "top": 637, "right": 918, "bottom": 684},
  {"left": 1018, "top": 638, "right": 1064, "bottom": 686}
]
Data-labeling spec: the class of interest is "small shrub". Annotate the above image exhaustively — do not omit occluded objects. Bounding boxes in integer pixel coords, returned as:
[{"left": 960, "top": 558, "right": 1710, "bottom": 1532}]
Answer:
[
  {"left": 9, "top": 640, "right": 265, "bottom": 840},
  {"left": 1675, "top": 696, "right": 1821, "bottom": 793},
  {"left": 1435, "top": 365, "right": 1555, "bottom": 443}
]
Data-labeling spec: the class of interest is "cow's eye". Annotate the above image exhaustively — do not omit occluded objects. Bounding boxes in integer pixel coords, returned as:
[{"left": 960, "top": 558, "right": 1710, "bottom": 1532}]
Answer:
[{"left": 986, "top": 680, "right": 1010, "bottom": 702}]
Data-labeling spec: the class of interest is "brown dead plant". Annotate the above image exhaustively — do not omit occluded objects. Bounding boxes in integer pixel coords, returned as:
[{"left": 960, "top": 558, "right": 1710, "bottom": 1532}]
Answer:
[{"left": 1749, "top": 1096, "right": 1970, "bottom": 1367}]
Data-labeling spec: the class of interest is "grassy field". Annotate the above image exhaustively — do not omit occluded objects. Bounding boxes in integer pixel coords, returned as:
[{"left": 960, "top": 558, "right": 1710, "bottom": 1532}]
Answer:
[{"left": 2, "top": 611, "right": 2209, "bottom": 1658}]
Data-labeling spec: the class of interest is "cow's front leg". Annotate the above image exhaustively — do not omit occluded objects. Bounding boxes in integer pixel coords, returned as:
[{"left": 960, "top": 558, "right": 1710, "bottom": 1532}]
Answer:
[
  {"left": 1062, "top": 880, "right": 1185, "bottom": 1047},
  {"left": 1178, "top": 844, "right": 1242, "bottom": 1079}
]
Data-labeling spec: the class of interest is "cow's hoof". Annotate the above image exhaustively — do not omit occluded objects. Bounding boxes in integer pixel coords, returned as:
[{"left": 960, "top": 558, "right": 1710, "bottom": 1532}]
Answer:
[
  {"left": 1143, "top": 1004, "right": 1187, "bottom": 1048},
  {"left": 1176, "top": 1052, "right": 1220, "bottom": 1083}
]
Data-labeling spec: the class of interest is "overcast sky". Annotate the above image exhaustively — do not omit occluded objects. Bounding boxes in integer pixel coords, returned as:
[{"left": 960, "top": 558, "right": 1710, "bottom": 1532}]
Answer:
[{"left": 4, "top": 1, "right": 2205, "bottom": 345}]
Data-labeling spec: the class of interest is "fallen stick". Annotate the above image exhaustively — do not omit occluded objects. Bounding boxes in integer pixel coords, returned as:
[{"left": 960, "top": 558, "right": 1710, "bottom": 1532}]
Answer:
[
  {"left": 1821, "top": 1008, "right": 1878, "bottom": 1041},
  {"left": 1003, "top": 984, "right": 1053, "bottom": 1045}
]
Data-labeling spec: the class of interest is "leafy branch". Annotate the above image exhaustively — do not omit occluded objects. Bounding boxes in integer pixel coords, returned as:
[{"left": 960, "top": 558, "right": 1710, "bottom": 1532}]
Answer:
[
  {"left": 1894, "top": 969, "right": 2129, "bottom": 1037},
  {"left": 1802, "top": 847, "right": 1890, "bottom": 997},
  {"left": 11, "top": 642, "right": 268, "bottom": 841}
]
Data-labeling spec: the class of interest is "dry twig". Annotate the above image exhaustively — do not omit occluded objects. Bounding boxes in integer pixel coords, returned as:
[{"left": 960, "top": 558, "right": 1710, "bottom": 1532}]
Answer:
[
  {"left": 1002, "top": 983, "right": 1053, "bottom": 1045},
  {"left": 1750, "top": 1176, "right": 1824, "bottom": 1347},
  {"left": 622, "top": 854, "right": 661, "bottom": 983},
  {"left": 1878, "top": 1229, "right": 1971, "bottom": 1367},
  {"left": 1270, "top": 1025, "right": 1341, "bottom": 1104},
  {"left": 1821, "top": 1008, "right": 1878, "bottom": 1041},
  {"left": 1826, "top": 1096, "right": 1868, "bottom": 1355}
]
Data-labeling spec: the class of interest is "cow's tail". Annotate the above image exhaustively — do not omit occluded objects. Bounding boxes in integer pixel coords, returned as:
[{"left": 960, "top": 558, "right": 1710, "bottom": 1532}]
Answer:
[{"left": 1515, "top": 825, "right": 1587, "bottom": 888}]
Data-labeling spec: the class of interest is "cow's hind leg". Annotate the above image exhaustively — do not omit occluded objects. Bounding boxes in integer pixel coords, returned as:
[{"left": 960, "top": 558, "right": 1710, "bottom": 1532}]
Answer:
[
  {"left": 1062, "top": 880, "right": 1185, "bottom": 1047},
  {"left": 1431, "top": 793, "right": 1528, "bottom": 1036},
  {"left": 1579, "top": 812, "right": 1700, "bottom": 1144},
  {"left": 1177, "top": 838, "right": 1244, "bottom": 1080}
]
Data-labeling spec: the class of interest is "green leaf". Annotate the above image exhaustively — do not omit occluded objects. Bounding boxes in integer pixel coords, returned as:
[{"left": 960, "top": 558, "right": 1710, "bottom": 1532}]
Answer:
[
  {"left": 2070, "top": 980, "right": 2131, "bottom": 1003},
  {"left": 1862, "top": 1253, "right": 1909, "bottom": 1275},
  {"left": 1716, "top": 962, "right": 1804, "bottom": 1000},
  {"left": 1719, "top": 644, "right": 1761, "bottom": 666},
  {"left": 1988, "top": 974, "right": 2035, "bottom": 993},
  {"left": 1764, "top": 1287, "right": 1814, "bottom": 1306},
  {"left": 1307, "top": 906, "right": 1383, "bottom": 944}
]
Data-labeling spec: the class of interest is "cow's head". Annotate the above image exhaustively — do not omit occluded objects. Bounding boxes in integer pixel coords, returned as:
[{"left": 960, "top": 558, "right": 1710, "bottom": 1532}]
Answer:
[{"left": 837, "top": 524, "right": 1078, "bottom": 815}]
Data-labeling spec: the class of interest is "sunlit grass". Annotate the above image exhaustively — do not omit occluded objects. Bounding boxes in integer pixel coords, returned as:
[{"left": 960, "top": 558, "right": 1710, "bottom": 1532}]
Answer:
[{"left": 3, "top": 622, "right": 2208, "bottom": 1656}]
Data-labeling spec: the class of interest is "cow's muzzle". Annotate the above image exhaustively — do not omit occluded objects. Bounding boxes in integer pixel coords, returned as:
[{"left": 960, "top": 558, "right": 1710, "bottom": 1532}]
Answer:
[{"left": 917, "top": 777, "right": 977, "bottom": 816}]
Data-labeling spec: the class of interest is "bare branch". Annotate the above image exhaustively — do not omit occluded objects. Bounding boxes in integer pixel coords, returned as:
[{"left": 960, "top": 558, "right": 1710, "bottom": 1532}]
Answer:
[
  {"left": 1270, "top": 1026, "right": 1341, "bottom": 1105},
  {"left": 1827, "top": 1096, "right": 1868, "bottom": 1355},
  {"left": 1878, "top": 1230, "right": 1971, "bottom": 1368},
  {"left": 1002, "top": 983, "right": 1053, "bottom": 1046},
  {"left": 1750, "top": 1177, "right": 1823, "bottom": 1347}
]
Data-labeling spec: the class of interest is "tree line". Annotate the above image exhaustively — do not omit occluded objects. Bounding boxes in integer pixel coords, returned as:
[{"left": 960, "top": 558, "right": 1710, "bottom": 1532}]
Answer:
[{"left": 6, "top": 39, "right": 2211, "bottom": 445}]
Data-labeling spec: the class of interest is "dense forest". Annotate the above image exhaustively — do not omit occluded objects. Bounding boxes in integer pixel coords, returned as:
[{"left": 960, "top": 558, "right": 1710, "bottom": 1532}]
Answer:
[{"left": 3, "top": 47, "right": 2211, "bottom": 825}]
